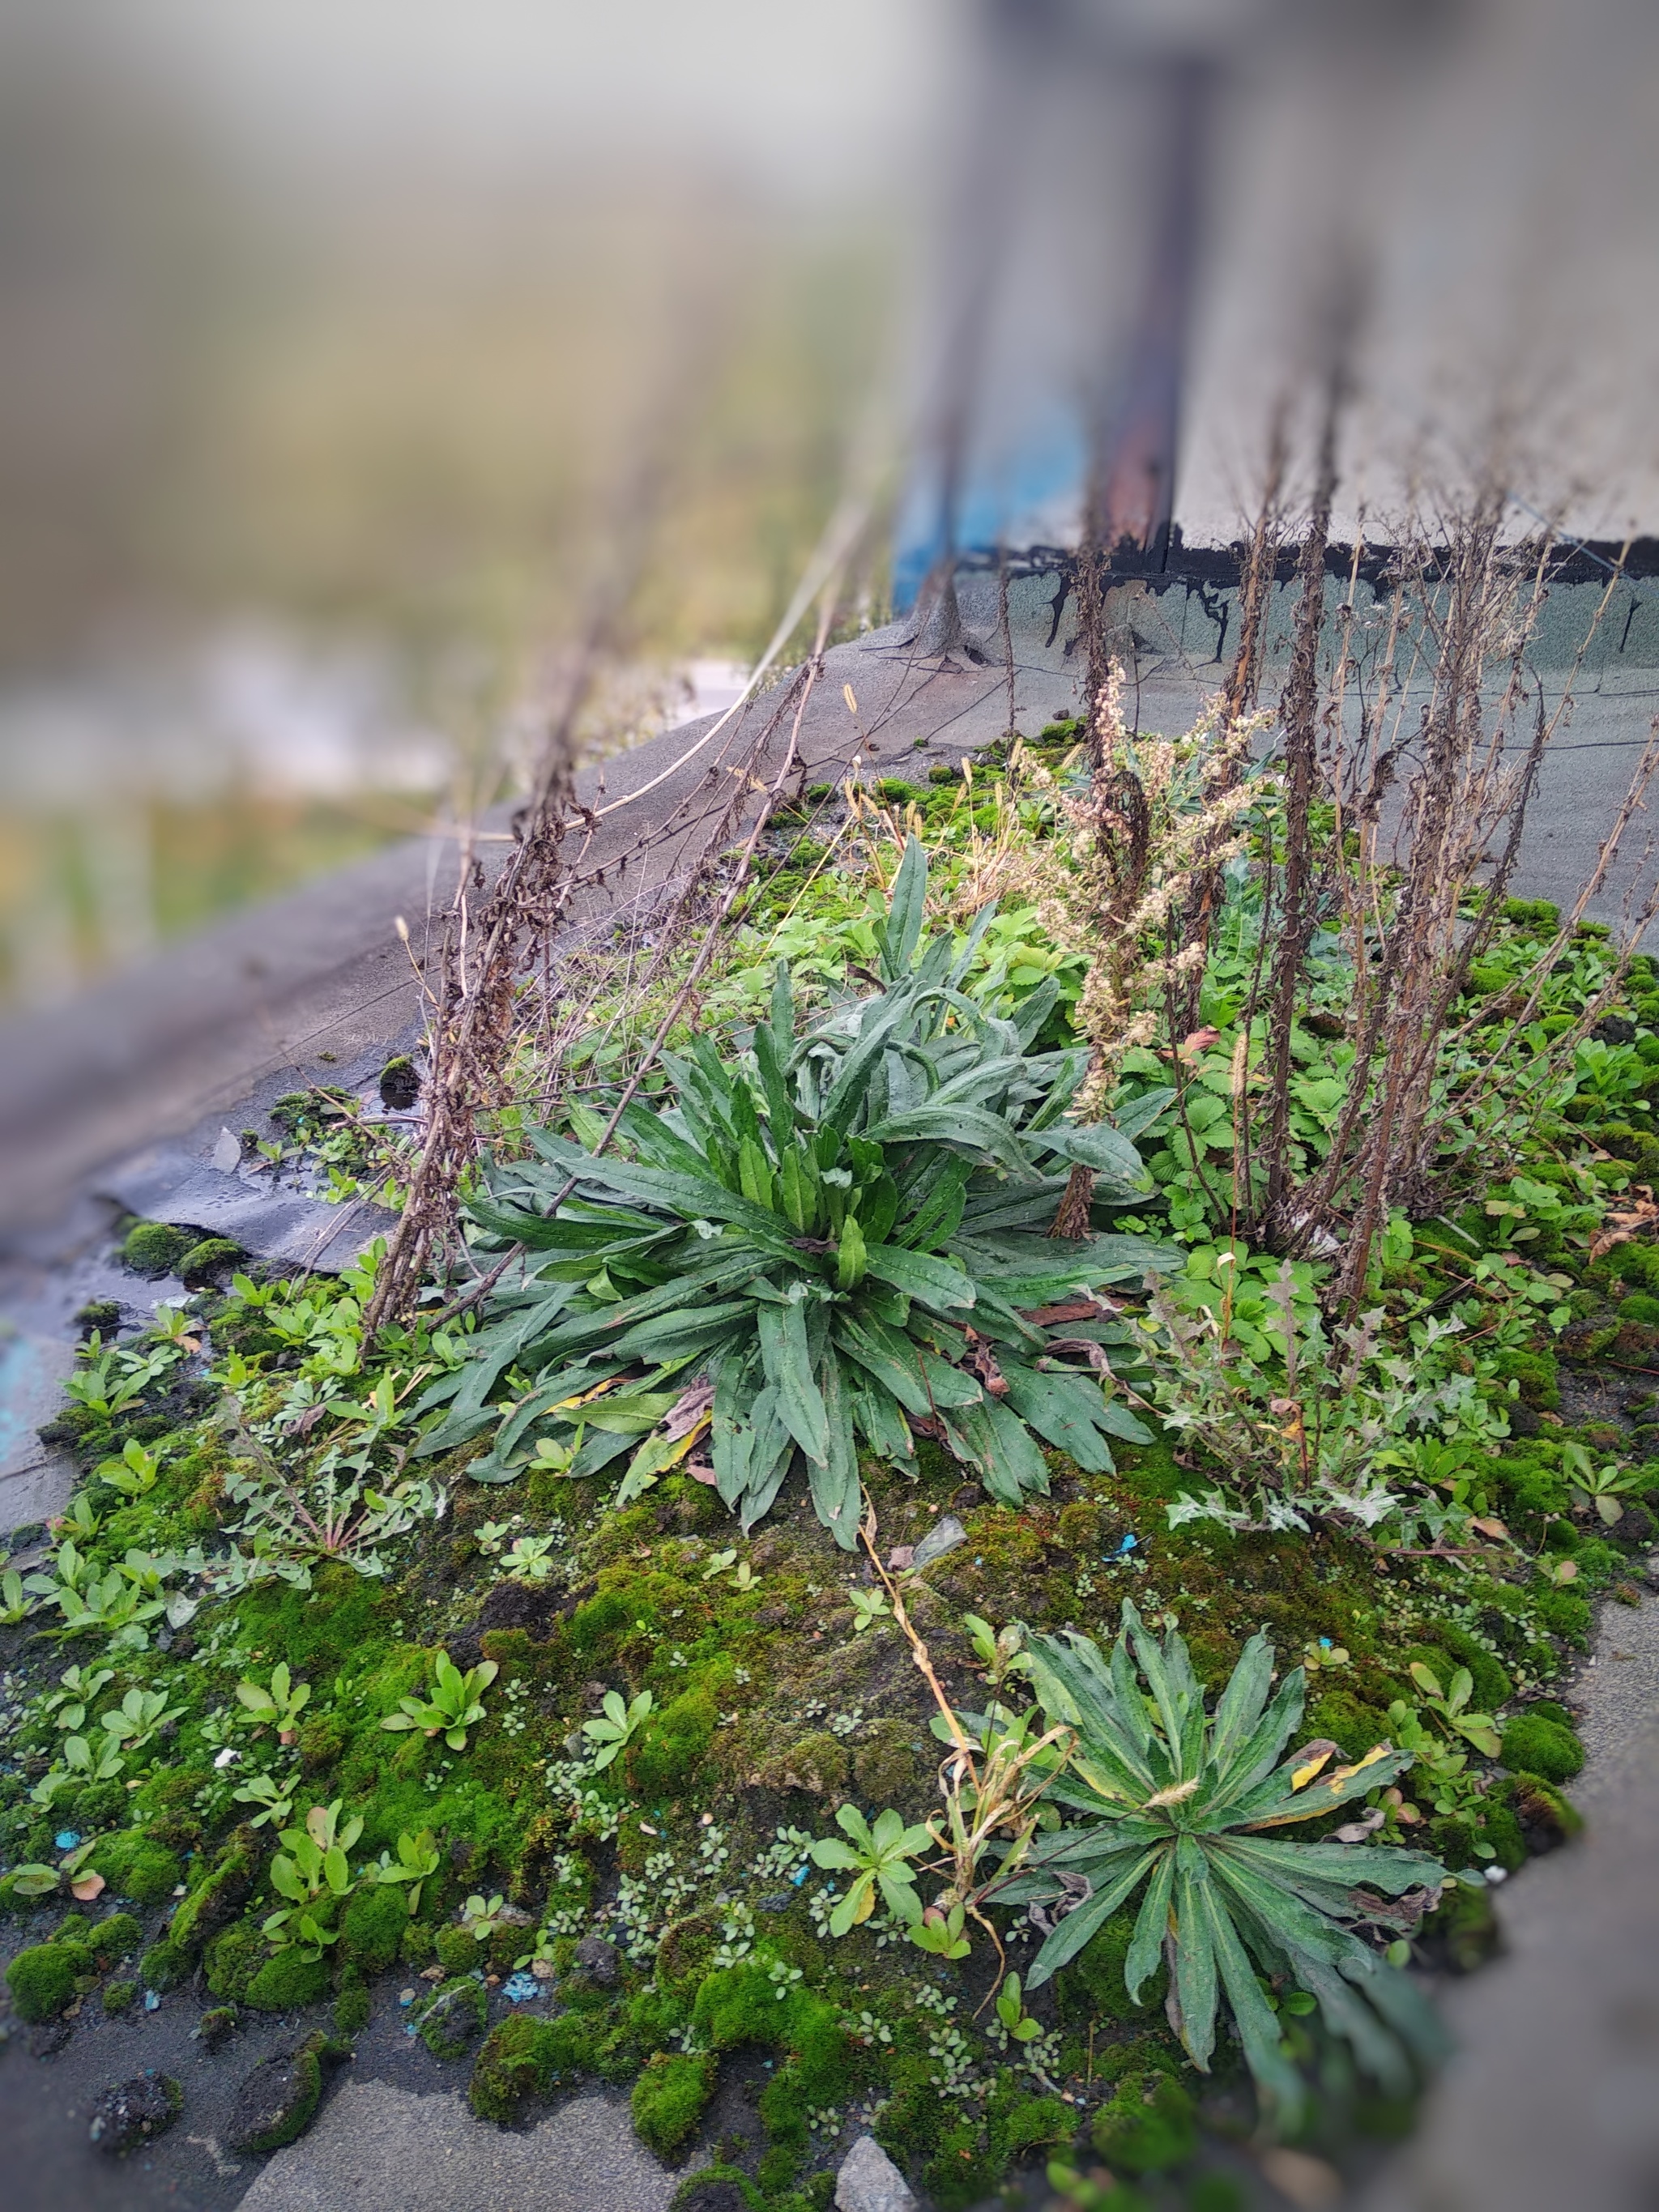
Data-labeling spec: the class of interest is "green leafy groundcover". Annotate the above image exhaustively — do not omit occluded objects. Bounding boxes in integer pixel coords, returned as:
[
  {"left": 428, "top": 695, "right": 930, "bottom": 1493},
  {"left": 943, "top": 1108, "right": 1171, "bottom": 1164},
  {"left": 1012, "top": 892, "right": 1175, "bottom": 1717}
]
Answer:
[
  {"left": 423, "top": 841, "right": 1176, "bottom": 1541},
  {"left": 6, "top": 748, "right": 1654, "bottom": 2210}
]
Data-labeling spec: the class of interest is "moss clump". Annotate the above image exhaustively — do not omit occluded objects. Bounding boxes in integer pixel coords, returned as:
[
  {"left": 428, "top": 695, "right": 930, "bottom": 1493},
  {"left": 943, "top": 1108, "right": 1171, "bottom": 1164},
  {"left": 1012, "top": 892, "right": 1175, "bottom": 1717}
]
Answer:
[
  {"left": 121, "top": 1221, "right": 190, "bottom": 1276},
  {"left": 753, "top": 1729, "right": 849, "bottom": 1798},
  {"left": 87, "top": 1831, "right": 182, "bottom": 1907},
  {"left": 245, "top": 1949, "right": 332, "bottom": 2013},
  {"left": 399, "top": 1921, "right": 436, "bottom": 1967},
  {"left": 631, "top": 2050, "right": 717, "bottom": 2161},
  {"left": 1306, "top": 1688, "right": 1394, "bottom": 1763},
  {"left": 177, "top": 1237, "right": 242, "bottom": 1285},
  {"left": 671, "top": 2167, "right": 765, "bottom": 2210},
  {"left": 228, "top": 2036, "right": 324, "bottom": 2154},
  {"left": 1055, "top": 1908, "right": 1167, "bottom": 2030},
  {"left": 657, "top": 1912, "right": 719, "bottom": 1992},
  {"left": 468, "top": 2013, "right": 589, "bottom": 2122},
  {"left": 341, "top": 1882, "right": 408, "bottom": 1973},
  {"left": 852, "top": 1718, "right": 923, "bottom": 1806},
  {"left": 296, "top": 1712, "right": 349, "bottom": 1773},
  {"left": 333, "top": 1980, "right": 372, "bottom": 2035},
  {"left": 206, "top": 1924, "right": 267, "bottom": 2003},
  {"left": 1420, "top": 1883, "right": 1499, "bottom": 1973},
  {"left": 628, "top": 1688, "right": 717, "bottom": 1799},
  {"left": 1091, "top": 2073, "right": 1198, "bottom": 2176},
  {"left": 1619, "top": 1292, "right": 1659, "bottom": 1325},
  {"left": 140, "top": 1937, "right": 190, "bottom": 1992},
  {"left": 103, "top": 1978, "right": 138, "bottom": 2014},
  {"left": 5, "top": 1941, "right": 80, "bottom": 2022},
  {"left": 436, "top": 1924, "right": 484, "bottom": 1975},
  {"left": 79, "top": 1911, "right": 143, "bottom": 1967},
  {"left": 1501, "top": 1770, "right": 1584, "bottom": 1849},
  {"left": 164, "top": 1827, "right": 260, "bottom": 1963},
  {"left": 199, "top": 2006, "right": 239, "bottom": 2051},
  {"left": 1500, "top": 1709, "right": 1584, "bottom": 1784},
  {"left": 418, "top": 1976, "right": 487, "bottom": 2058}
]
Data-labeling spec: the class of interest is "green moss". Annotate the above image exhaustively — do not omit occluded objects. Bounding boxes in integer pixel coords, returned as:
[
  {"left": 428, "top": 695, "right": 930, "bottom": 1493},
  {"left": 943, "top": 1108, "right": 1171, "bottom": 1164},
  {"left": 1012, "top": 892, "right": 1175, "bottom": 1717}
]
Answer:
[
  {"left": 1091, "top": 2073, "right": 1198, "bottom": 2176},
  {"left": 691, "top": 1960, "right": 781, "bottom": 2051},
  {"left": 1500, "top": 1770, "right": 1584, "bottom": 1848},
  {"left": 1489, "top": 1347, "right": 1559, "bottom": 1409},
  {"left": 1306, "top": 1688, "right": 1394, "bottom": 1763},
  {"left": 177, "top": 1237, "right": 242, "bottom": 1285},
  {"left": 5, "top": 1941, "right": 80, "bottom": 2022},
  {"left": 140, "top": 1937, "right": 190, "bottom": 1991},
  {"left": 1055, "top": 1907, "right": 1167, "bottom": 2029},
  {"left": 165, "top": 1827, "right": 260, "bottom": 1962},
  {"left": 103, "top": 1977, "right": 137, "bottom": 2014},
  {"left": 245, "top": 1948, "right": 333, "bottom": 2012},
  {"left": 297, "top": 1712, "right": 350, "bottom": 1772},
  {"left": 341, "top": 1882, "right": 408, "bottom": 1972},
  {"left": 753, "top": 1728, "right": 849, "bottom": 1797},
  {"left": 1533, "top": 1583, "right": 1592, "bottom": 1643},
  {"left": 468, "top": 2013, "right": 591, "bottom": 2121},
  {"left": 206, "top": 1924, "right": 267, "bottom": 2001},
  {"left": 333, "top": 1980, "right": 372, "bottom": 2035},
  {"left": 631, "top": 2050, "right": 717, "bottom": 2161},
  {"left": 656, "top": 1912, "right": 719, "bottom": 1992},
  {"left": 1619, "top": 1293, "right": 1659, "bottom": 1324},
  {"left": 399, "top": 1920, "right": 437, "bottom": 1967},
  {"left": 418, "top": 1975, "right": 487, "bottom": 2058},
  {"left": 437, "top": 1924, "right": 484, "bottom": 1975},
  {"left": 234, "top": 2037, "right": 324, "bottom": 2153},
  {"left": 1420, "top": 1882, "right": 1499, "bottom": 1972},
  {"left": 87, "top": 1830, "right": 182, "bottom": 1907},
  {"left": 627, "top": 1687, "right": 717, "bottom": 1799},
  {"left": 671, "top": 2167, "right": 765, "bottom": 2210},
  {"left": 122, "top": 1221, "right": 190, "bottom": 1276},
  {"left": 1500, "top": 1711, "right": 1584, "bottom": 1784},
  {"left": 851, "top": 1718, "right": 923, "bottom": 1806}
]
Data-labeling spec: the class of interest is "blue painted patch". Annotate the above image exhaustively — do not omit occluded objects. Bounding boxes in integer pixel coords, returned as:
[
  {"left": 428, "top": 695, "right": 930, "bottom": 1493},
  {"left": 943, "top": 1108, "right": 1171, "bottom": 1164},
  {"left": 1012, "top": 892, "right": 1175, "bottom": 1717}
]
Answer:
[
  {"left": 1106, "top": 1533, "right": 1139, "bottom": 1560},
  {"left": 502, "top": 1972, "right": 541, "bottom": 2003},
  {"left": 54, "top": 1831, "right": 80, "bottom": 1851},
  {"left": 143, "top": 1990, "right": 160, "bottom": 2012}
]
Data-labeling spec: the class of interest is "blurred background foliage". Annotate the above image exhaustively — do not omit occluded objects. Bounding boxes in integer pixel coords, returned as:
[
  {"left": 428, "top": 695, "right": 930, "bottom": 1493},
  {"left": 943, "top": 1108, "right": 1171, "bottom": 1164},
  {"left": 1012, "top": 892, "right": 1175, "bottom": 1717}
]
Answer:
[{"left": 0, "top": 1, "right": 906, "bottom": 1004}]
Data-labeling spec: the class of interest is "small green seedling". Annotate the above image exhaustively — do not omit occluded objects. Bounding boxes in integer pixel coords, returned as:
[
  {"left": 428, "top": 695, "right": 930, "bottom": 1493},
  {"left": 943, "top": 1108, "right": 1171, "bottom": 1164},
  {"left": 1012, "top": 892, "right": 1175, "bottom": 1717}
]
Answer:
[
  {"left": 95, "top": 1439, "right": 163, "bottom": 1499},
  {"left": 846, "top": 1589, "right": 891, "bottom": 1635},
  {"left": 1563, "top": 1441, "right": 1641, "bottom": 1526},
  {"left": 265, "top": 1801, "right": 362, "bottom": 1957},
  {"left": 994, "top": 1970, "right": 1042, "bottom": 2043},
  {"left": 382, "top": 1655, "right": 499, "bottom": 1751},
  {"left": 459, "top": 1892, "right": 507, "bottom": 1941},
  {"left": 370, "top": 1829, "right": 441, "bottom": 1916},
  {"left": 43, "top": 1665, "right": 113, "bottom": 1732},
  {"left": 231, "top": 1772, "right": 296, "bottom": 1830},
  {"left": 1405, "top": 1662, "right": 1502, "bottom": 1758},
  {"left": 808, "top": 1805, "right": 932, "bottom": 1935},
  {"left": 500, "top": 1534, "right": 560, "bottom": 1582},
  {"left": 963, "top": 1613, "right": 1030, "bottom": 1687},
  {"left": 909, "top": 1899, "right": 971, "bottom": 1959},
  {"left": 582, "top": 1688, "right": 655, "bottom": 1771},
  {"left": 235, "top": 1661, "right": 312, "bottom": 1743}
]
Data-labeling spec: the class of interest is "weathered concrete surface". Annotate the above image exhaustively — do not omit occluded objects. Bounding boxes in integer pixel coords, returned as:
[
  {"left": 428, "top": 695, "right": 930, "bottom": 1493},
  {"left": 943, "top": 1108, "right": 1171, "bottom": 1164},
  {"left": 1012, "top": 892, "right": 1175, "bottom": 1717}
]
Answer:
[
  {"left": 1354, "top": 1588, "right": 1659, "bottom": 2212},
  {"left": 233, "top": 2082, "right": 680, "bottom": 2212},
  {"left": 0, "top": 616, "right": 1091, "bottom": 1237}
]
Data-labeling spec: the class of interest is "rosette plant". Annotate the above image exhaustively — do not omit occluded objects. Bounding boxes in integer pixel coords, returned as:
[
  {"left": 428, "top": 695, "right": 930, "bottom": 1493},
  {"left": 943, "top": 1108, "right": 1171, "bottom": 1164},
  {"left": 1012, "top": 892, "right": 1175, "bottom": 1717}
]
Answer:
[
  {"left": 999, "top": 1603, "right": 1448, "bottom": 2126},
  {"left": 421, "top": 842, "right": 1176, "bottom": 1545}
]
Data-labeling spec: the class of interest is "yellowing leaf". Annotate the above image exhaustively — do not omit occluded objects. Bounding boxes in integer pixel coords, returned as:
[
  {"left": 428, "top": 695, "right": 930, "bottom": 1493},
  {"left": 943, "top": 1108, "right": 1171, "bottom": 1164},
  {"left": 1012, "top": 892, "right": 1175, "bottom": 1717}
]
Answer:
[
  {"left": 1291, "top": 1750, "right": 1334, "bottom": 1790},
  {"left": 1320, "top": 1742, "right": 1392, "bottom": 1792}
]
